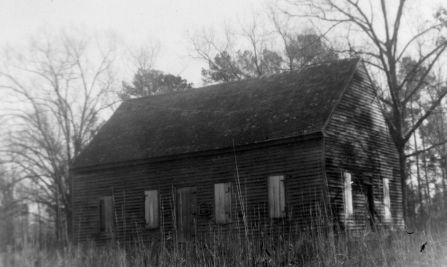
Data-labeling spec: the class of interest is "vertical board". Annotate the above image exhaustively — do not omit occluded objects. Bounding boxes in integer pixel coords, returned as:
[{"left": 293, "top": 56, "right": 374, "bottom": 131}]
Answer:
[
  {"left": 383, "top": 178, "right": 391, "bottom": 222},
  {"left": 344, "top": 172, "right": 353, "bottom": 218},
  {"left": 268, "top": 175, "right": 285, "bottom": 218},
  {"left": 177, "top": 187, "right": 197, "bottom": 240},
  {"left": 145, "top": 190, "right": 159, "bottom": 228},
  {"left": 214, "top": 183, "right": 232, "bottom": 224}
]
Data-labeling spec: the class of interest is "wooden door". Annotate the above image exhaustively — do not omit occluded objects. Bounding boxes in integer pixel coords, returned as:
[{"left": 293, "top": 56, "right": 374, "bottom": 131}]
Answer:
[{"left": 177, "top": 187, "right": 197, "bottom": 240}]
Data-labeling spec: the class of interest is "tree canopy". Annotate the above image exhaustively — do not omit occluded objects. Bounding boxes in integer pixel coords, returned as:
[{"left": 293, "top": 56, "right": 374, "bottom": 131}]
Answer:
[
  {"left": 194, "top": 26, "right": 338, "bottom": 84},
  {"left": 119, "top": 68, "right": 192, "bottom": 99}
]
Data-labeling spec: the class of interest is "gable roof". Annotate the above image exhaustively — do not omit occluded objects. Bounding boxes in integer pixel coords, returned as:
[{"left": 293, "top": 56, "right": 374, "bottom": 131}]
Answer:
[{"left": 73, "top": 58, "right": 360, "bottom": 169}]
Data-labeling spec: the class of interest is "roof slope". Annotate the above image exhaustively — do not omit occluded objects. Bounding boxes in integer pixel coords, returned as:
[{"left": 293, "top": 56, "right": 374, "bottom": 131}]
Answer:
[{"left": 74, "top": 58, "right": 360, "bottom": 168}]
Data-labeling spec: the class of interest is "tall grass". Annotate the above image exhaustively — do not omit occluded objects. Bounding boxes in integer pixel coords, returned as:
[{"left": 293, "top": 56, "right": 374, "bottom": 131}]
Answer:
[{"left": 3, "top": 227, "right": 447, "bottom": 267}]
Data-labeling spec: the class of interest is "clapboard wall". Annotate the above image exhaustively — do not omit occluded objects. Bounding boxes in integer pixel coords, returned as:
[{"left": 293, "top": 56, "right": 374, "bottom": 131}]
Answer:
[
  {"left": 72, "top": 135, "right": 326, "bottom": 244},
  {"left": 324, "top": 66, "right": 403, "bottom": 231}
]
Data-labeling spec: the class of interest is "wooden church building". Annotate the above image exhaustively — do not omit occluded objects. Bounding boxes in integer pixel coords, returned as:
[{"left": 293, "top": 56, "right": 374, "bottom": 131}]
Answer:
[{"left": 71, "top": 58, "right": 403, "bottom": 244}]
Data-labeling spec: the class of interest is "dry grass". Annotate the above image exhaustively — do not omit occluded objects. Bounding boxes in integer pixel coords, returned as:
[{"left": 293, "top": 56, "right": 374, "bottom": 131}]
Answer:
[{"left": 2, "top": 228, "right": 447, "bottom": 267}]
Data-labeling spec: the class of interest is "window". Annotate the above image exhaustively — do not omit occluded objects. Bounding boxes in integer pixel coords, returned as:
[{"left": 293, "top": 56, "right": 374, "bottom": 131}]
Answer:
[
  {"left": 268, "top": 175, "right": 286, "bottom": 218},
  {"left": 145, "top": 190, "right": 159, "bottom": 228},
  {"left": 344, "top": 172, "right": 353, "bottom": 218},
  {"left": 99, "top": 196, "right": 113, "bottom": 233},
  {"left": 214, "top": 183, "right": 231, "bottom": 224},
  {"left": 383, "top": 178, "right": 392, "bottom": 222}
]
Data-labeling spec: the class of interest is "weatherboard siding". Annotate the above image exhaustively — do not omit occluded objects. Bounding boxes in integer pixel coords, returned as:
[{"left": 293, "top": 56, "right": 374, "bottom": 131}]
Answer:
[
  {"left": 71, "top": 60, "right": 405, "bottom": 244},
  {"left": 324, "top": 68, "right": 403, "bottom": 231},
  {"left": 72, "top": 138, "right": 325, "bottom": 244}
]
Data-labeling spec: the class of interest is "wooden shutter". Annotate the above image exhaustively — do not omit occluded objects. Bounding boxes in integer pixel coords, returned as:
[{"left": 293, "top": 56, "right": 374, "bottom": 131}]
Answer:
[
  {"left": 99, "top": 196, "right": 113, "bottom": 233},
  {"left": 383, "top": 178, "right": 392, "bottom": 222},
  {"left": 145, "top": 190, "right": 159, "bottom": 228},
  {"left": 344, "top": 172, "right": 353, "bottom": 218},
  {"left": 214, "top": 183, "right": 231, "bottom": 224},
  {"left": 268, "top": 175, "right": 285, "bottom": 218}
]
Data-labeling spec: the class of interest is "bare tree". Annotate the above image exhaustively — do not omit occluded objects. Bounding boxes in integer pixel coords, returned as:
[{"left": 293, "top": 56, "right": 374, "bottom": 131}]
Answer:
[
  {"left": 119, "top": 41, "right": 192, "bottom": 99},
  {"left": 125, "top": 41, "right": 161, "bottom": 72},
  {"left": 0, "top": 31, "right": 117, "bottom": 243},
  {"left": 270, "top": 9, "right": 338, "bottom": 70},
  {"left": 191, "top": 13, "right": 338, "bottom": 84},
  {"left": 288, "top": 0, "right": 447, "bottom": 222}
]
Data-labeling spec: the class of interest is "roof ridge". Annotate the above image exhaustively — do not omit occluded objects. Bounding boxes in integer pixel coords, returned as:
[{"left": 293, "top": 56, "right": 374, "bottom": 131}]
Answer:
[{"left": 123, "top": 57, "right": 360, "bottom": 104}]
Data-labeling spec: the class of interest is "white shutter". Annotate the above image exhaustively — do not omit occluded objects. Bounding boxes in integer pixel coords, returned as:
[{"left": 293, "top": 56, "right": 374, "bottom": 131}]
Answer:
[
  {"left": 145, "top": 190, "right": 159, "bottom": 228},
  {"left": 344, "top": 172, "right": 353, "bottom": 218},
  {"left": 215, "top": 183, "right": 231, "bottom": 224},
  {"left": 383, "top": 178, "right": 392, "bottom": 222},
  {"left": 268, "top": 175, "right": 285, "bottom": 218}
]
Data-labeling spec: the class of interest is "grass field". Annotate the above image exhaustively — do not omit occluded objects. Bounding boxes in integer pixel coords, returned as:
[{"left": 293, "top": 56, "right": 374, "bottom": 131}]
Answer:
[{"left": 2, "top": 227, "right": 446, "bottom": 267}]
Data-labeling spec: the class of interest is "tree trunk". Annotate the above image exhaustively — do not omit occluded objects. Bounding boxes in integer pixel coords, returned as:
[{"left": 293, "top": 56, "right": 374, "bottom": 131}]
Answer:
[
  {"left": 443, "top": 155, "right": 447, "bottom": 209},
  {"left": 55, "top": 189, "right": 60, "bottom": 243},
  {"left": 398, "top": 145, "right": 407, "bottom": 225},
  {"left": 413, "top": 132, "right": 424, "bottom": 221},
  {"left": 65, "top": 206, "right": 72, "bottom": 244},
  {"left": 421, "top": 141, "right": 431, "bottom": 212}
]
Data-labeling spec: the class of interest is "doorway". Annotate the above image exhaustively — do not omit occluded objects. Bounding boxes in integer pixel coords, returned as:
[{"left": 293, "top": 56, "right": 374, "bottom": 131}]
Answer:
[{"left": 176, "top": 187, "right": 197, "bottom": 240}]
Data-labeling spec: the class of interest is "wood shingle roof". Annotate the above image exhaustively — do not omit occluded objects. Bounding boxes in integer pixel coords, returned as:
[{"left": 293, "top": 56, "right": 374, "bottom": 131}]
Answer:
[{"left": 73, "top": 58, "right": 360, "bottom": 168}]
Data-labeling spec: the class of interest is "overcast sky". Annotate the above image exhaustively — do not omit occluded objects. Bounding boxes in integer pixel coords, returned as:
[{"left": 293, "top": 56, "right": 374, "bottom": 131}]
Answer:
[
  {"left": 0, "top": 0, "right": 277, "bottom": 86},
  {"left": 0, "top": 0, "right": 445, "bottom": 86}
]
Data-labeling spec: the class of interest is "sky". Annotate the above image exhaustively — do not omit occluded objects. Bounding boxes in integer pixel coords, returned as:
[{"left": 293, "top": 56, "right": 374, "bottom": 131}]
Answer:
[
  {"left": 0, "top": 0, "right": 445, "bottom": 87},
  {"left": 0, "top": 0, "right": 446, "bottom": 85},
  {"left": 0, "top": 0, "right": 276, "bottom": 86}
]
